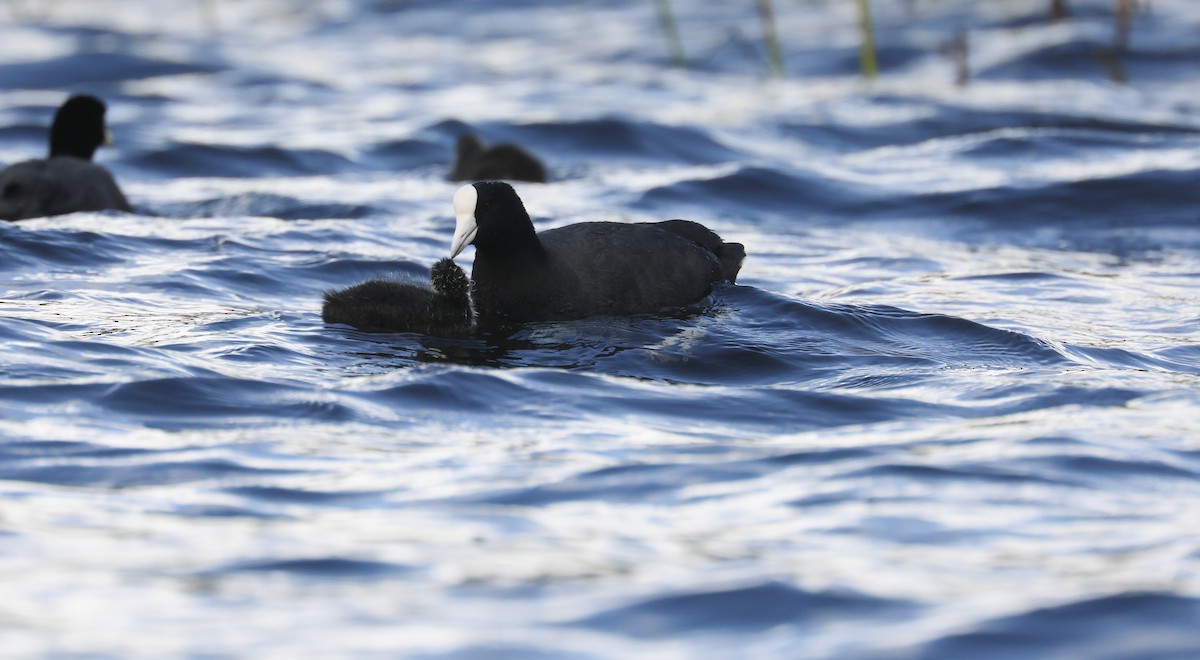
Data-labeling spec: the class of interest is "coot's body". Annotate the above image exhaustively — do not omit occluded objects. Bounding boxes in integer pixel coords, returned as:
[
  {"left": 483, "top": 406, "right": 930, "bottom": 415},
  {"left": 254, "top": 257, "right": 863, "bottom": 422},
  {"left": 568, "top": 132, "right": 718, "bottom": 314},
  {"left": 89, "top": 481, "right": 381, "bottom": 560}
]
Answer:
[
  {"left": 322, "top": 258, "right": 473, "bottom": 335},
  {"left": 449, "top": 135, "right": 546, "bottom": 183}
]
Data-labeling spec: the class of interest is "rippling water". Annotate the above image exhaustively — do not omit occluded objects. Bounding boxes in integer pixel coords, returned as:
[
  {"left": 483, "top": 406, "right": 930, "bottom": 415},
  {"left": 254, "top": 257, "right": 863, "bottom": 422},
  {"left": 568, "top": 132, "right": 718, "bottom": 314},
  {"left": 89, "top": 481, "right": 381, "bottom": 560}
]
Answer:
[{"left": 2, "top": 0, "right": 1200, "bottom": 656}]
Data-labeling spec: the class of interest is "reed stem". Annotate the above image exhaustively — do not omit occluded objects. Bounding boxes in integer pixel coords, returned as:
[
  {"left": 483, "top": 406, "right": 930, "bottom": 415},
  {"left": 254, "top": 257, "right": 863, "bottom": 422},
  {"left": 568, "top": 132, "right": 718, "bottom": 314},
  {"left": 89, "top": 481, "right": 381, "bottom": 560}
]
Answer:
[
  {"left": 856, "top": 0, "right": 878, "bottom": 80},
  {"left": 653, "top": 0, "right": 687, "bottom": 68},
  {"left": 1114, "top": 0, "right": 1132, "bottom": 49},
  {"left": 756, "top": 0, "right": 785, "bottom": 77},
  {"left": 952, "top": 28, "right": 969, "bottom": 86}
]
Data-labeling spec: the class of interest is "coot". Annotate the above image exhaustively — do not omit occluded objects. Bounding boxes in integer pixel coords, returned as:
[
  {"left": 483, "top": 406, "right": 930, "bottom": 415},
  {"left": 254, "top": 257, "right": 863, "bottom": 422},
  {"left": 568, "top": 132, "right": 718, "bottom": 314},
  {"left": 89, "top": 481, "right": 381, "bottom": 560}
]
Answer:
[
  {"left": 450, "top": 181, "right": 744, "bottom": 327},
  {"left": 0, "top": 95, "right": 132, "bottom": 221},
  {"left": 448, "top": 135, "right": 546, "bottom": 183},
  {"left": 322, "top": 258, "right": 473, "bottom": 335}
]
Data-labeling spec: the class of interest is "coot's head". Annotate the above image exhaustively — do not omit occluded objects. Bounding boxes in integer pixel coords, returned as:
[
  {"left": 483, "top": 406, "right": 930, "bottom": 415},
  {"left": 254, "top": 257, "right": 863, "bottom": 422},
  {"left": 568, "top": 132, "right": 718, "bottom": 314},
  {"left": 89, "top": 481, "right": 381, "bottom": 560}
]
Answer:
[
  {"left": 49, "top": 95, "right": 112, "bottom": 161},
  {"left": 450, "top": 181, "right": 535, "bottom": 257},
  {"left": 430, "top": 257, "right": 469, "bottom": 305}
]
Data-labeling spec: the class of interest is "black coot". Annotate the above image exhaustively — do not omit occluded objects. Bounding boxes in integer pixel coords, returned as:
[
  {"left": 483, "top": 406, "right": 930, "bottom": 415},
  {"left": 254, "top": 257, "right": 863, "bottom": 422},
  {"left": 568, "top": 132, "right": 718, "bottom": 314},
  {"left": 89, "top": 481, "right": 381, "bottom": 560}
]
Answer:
[
  {"left": 450, "top": 181, "right": 744, "bottom": 327},
  {"left": 448, "top": 135, "right": 546, "bottom": 183},
  {"left": 322, "top": 258, "right": 473, "bottom": 335},
  {"left": 0, "top": 95, "right": 132, "bottom": 221}
]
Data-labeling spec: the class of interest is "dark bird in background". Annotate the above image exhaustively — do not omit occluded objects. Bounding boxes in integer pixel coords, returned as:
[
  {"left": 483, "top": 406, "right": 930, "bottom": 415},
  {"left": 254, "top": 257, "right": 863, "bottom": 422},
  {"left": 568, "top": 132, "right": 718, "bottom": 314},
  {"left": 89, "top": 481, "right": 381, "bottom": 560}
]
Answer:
[
  {"left": 0, "top": 95, "right": 132, "bottom": 221},
  {"left": 322, "top": 258, "right": 474, "bottom": 335},
  {"left": 448, "top": 134, "right": 546, "bottom": 183},
  {"left": 450, "top": 181, "right": 744, "bottom": 328}
]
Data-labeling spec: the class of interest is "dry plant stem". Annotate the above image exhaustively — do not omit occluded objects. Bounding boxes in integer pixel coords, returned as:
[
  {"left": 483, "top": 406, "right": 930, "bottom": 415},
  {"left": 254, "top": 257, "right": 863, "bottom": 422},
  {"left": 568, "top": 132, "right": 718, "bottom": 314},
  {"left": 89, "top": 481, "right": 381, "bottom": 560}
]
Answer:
[
  {"left": 653, "top": 0, "right": 687, "bottom": 68},
  {"left": 954, "top": 28, "right": 969, "bottom": 86},
  {"left": 856, "top": 0, "right": 878, "bottom": 79},
  {"left": 1115, "top": 0, "right": 1132, "bottom": 49},
  {"left": 756, "top": 0, "right": 785, "bottom": 77}
]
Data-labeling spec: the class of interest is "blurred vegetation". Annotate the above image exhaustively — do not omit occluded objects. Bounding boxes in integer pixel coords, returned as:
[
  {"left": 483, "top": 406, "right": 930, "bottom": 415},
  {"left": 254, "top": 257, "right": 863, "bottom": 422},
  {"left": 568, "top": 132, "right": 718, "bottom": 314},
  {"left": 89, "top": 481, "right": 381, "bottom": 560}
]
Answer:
[
  {"left": 3, "top": 0, "right": 1161, "bottom": 86},
  {"left": 856, "top": 0, "right": 878, "bottom": 80},
  {"left": 654, "top": 0, "right": 688, "bottom": 68},
  {"left": 652, "top": 0, "right": 1154, "bottom": 84},
  {"left": 757, "top": 0, "right": 785, "bottom": 77}
]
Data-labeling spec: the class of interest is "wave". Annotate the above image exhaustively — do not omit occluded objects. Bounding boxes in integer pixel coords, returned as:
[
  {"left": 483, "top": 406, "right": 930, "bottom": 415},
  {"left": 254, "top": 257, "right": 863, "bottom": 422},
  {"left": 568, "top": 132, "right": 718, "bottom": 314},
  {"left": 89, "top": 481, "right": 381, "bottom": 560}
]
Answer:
[
  {"left": 571, "top": 581, "right": 914, "bottom": 637},
  {"left": 127, "top": 142, "right": 358, "bottom": 178},
  {"left": 920, "top": 592, "right": 1200, "bottom": 659},
  {"left": 0, "top": 50, "right": 224, "bottom": 89}
]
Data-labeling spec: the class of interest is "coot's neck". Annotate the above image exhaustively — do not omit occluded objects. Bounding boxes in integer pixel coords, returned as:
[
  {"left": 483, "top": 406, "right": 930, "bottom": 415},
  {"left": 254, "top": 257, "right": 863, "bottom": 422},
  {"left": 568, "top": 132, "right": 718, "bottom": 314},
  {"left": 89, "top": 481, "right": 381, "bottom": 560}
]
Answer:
[
  {"left": 49, "top": 126, "right": 98, "bottom": 160},
  {"left": 477, "top": 207, "right": 547, "bottom": 264}
]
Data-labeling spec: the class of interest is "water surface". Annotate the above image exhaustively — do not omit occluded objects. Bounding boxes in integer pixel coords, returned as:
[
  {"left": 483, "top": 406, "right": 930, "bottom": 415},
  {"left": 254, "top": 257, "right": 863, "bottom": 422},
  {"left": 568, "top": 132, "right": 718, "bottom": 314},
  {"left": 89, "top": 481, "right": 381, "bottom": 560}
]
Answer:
[{"left": 1, "top": 1, "right": 1199, "bottom": 657}]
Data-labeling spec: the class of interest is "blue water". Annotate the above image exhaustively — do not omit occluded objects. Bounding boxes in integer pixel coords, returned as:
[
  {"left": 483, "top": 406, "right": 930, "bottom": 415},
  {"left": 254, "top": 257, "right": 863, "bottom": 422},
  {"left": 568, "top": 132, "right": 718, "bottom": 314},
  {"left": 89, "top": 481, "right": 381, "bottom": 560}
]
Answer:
[{"left": 2, "top": 0, "right": 1200, "bottom": 656}]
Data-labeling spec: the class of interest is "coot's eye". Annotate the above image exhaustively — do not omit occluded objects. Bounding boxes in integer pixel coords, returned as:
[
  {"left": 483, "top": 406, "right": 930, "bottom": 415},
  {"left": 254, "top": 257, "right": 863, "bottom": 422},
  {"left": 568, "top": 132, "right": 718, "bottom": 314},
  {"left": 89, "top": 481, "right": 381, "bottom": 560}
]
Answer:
[{"left": 478, "top": 201, "right": 493, "bottom": 212}]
